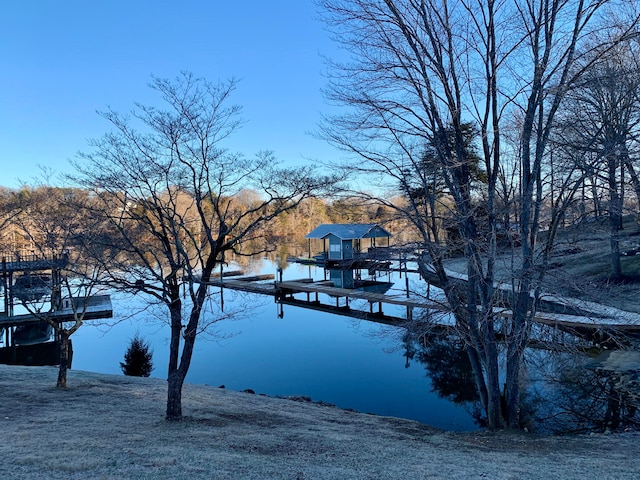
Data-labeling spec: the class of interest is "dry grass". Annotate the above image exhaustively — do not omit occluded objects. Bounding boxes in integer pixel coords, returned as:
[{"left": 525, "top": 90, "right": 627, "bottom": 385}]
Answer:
[
  {"left": 541, "top": 216, "right": 640, "bottom": 313},
  {"left": 1, "top": 365, "right": 639, "bottom": 479},
  {"left": 444, "top": 215, "right": 640, "bottom": 314}
]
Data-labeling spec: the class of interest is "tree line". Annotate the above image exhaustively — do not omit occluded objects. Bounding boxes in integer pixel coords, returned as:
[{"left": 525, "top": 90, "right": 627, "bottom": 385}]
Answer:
[{"left": 0, "top": 186, "right": 416, "bottom": 256}]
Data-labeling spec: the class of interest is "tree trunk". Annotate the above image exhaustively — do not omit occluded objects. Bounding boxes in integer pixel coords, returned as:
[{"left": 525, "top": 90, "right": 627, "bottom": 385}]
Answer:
[
  {"left": 166, "top": 370, "right": 185, "bottom": 420},
  {"left": 165, "top": 276, "right": 209, "bottom": 421},
  {"left": 166, "top": 298, "right": 184, "bottom": 420},
  {"left": 504, "top": 306, "right": 530, "bottom": 427},
  {"left": 591, "top": 178, "right": 602, "bottom": 218},
  {"left": 624, "top": 158, "right": 640, "bottom": 212},
  {"left": 483, "top": 345, "right": 505, "bottom": 428},
  {"left": 458, "top": 308, "right": 504, "bottom": 428},
  {"left": 464, "top": 344, "right": 488, "bottom": 413},
  {"left": 467, "top": 266, "right": 504, "bottom": 428},
  {"left": 608, "top": 155, "right": 623, "bottom": 280},
  {"left": 166, "top": 314, "right": 199, "bottom": 421},
  {"left": 419, "top": 248, "right": 506, "bottom": 428},
  {"left": 57, "top": 331, "right": 70, "bottom": 389},
  {"left": 167, "top": 297, "right": 182, "bottom": 375}
]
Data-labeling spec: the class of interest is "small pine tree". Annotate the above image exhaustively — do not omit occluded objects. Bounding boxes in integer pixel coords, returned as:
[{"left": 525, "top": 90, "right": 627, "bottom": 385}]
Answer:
[{"left": 120, "top": 333, "right": 154, "bottom": 377}]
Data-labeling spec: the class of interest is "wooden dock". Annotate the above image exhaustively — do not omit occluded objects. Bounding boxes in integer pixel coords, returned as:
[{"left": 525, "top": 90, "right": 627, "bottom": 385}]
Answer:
[
  {"left": 209, "top": 274, "right": 640, "bottom": 334},
  {"left": 1, "top": 252, "right": 112, "bottom": 327},
  {"left": 0, "top": 295, "right": 113, "bottom": 328},
  {"left": 211, "top": 276, "right": 435, "bottom": 325},
  {"left": 275, "top": 280, "right": 442, "bottom": 319},
  {"left": 0, "top": 295, "right": 113, "bottom": 366}
]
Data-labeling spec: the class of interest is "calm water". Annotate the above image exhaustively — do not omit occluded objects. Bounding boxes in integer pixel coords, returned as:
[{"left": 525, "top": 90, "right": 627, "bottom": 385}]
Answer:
[{"left": 72, "top": 260, "right": 479, "bottom": 431}]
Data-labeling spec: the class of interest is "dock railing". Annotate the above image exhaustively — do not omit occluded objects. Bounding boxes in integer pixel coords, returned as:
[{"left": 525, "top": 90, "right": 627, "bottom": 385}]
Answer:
[{"left": 0, "top": 251, "right": 70, "bottom": 273}]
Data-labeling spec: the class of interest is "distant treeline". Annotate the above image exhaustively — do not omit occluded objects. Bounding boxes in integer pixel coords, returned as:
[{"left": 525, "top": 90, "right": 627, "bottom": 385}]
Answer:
[{"left": 0, "top": 185, "right": 418, "bottom": 259}]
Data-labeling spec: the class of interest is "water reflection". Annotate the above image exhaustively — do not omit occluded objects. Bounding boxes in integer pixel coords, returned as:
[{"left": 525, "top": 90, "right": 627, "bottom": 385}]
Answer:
[
  {"left": 73, "top": 260, "right": 479, "bottom": 431},
  {"left": 402, "top": 331, "right": 486, "bottom": 428},
  {"left": 71, "top": 257, "right": 640, "bottom": 434},
  {"left": 528, "top": 349, "right": 640, "bottom": 433}
]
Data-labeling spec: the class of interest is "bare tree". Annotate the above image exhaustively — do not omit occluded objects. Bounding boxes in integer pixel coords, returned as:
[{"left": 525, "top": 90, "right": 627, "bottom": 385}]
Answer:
[
  {"left": 72, "top": 72, "right": 335, "bottom": 420},
  {"left": 557, "top": 32, "right": 640, "bottom": 279},
  {"left": 11, "top": 186, "right": 107, "bottom": 388},
  {"left": 319, "top": 0, "right": 639, "bottom": 428}
]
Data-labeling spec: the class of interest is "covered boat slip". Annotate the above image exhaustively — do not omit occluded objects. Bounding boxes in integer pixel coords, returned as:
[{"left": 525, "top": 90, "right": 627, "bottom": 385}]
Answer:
[
  {"left": 0, "top": 295, "right": 114, "bottom": 366},
  {"left": 1, "top": 251, "right": 70, "bottom": 319},
  {"left": 0, "top": 251, "right": 69, "bottom": 273},
  {"left": 0, "top": 252, "right": 113, "bottom": 365},
  {"left": 304, "top": 223, "right": 393, "bottom": 266},
  {"left": 0, "top": 250, "right": 113, "bottom": 328}
]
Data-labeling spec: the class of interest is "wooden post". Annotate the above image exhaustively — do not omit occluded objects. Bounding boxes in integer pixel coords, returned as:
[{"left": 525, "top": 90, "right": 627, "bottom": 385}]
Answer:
[
  {"left": 323, "top": 238, "right": 327, "bottom": 263},
  {"left": 7, "top": 272, "right": 13, "bottom": 317},
  {"left": 2, "top": 257, "right": 7, "bottom": 316},
  {"left": 220, "top": 263, "right": 225, "bottom": 311}
]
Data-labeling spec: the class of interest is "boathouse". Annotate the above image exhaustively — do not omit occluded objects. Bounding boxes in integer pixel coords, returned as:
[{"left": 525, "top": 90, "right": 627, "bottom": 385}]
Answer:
[
  {"left": 305, "top": 223, "right": 392, "bottom": 262},
  {"left": 0, "top": 251, "right": 113, "bottom": 366}
]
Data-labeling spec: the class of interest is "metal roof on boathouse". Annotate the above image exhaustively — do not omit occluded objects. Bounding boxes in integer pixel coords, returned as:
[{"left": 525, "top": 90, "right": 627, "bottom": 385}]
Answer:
[{"left": 305, "top": 223, "right": 392, "bottom": 240}]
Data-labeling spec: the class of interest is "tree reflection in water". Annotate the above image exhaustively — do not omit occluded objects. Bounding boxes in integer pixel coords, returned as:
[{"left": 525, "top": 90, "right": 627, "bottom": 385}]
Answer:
[
  {"left": 402, "top": 331, "right": 487, "bottom": 428},
  {"left": 403, "top": 330, "right": 640, "bottom": 433},
  {"left": 527, "top": 349, "right": 640, "bottom": 434}
]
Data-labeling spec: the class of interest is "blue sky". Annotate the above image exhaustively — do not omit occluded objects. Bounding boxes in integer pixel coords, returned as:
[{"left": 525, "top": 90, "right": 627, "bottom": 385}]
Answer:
[{"left": 0, "top": 1, "right": 342, "bottom": 188}]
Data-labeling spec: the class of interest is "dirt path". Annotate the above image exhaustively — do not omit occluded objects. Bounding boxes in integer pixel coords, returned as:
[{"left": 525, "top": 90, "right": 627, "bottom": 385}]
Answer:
[{"left": 0, "top": 365, "right": 638, "bottom": 479}]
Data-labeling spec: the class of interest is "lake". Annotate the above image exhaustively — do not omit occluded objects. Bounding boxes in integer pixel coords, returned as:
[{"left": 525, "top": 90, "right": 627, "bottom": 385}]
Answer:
[{"left": 72, "top": 259, "right": 480, "bottom": 431}]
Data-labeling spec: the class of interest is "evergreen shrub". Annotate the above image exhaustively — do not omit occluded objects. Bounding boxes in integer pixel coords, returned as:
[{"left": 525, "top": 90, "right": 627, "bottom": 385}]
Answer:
[{"left": 120, "top": 333, "right": 154, "bottom": 377}]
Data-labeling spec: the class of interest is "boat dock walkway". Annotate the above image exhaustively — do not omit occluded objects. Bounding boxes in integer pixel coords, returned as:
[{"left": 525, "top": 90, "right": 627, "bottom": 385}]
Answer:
[{"left": 210, "top": 274, "right": 640, "bottom": 333}]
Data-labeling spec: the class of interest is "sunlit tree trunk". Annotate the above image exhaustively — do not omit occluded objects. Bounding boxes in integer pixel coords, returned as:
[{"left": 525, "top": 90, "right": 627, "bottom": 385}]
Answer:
[{"left": 166, "top": 294, "right": 184, "bottom": 420}]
